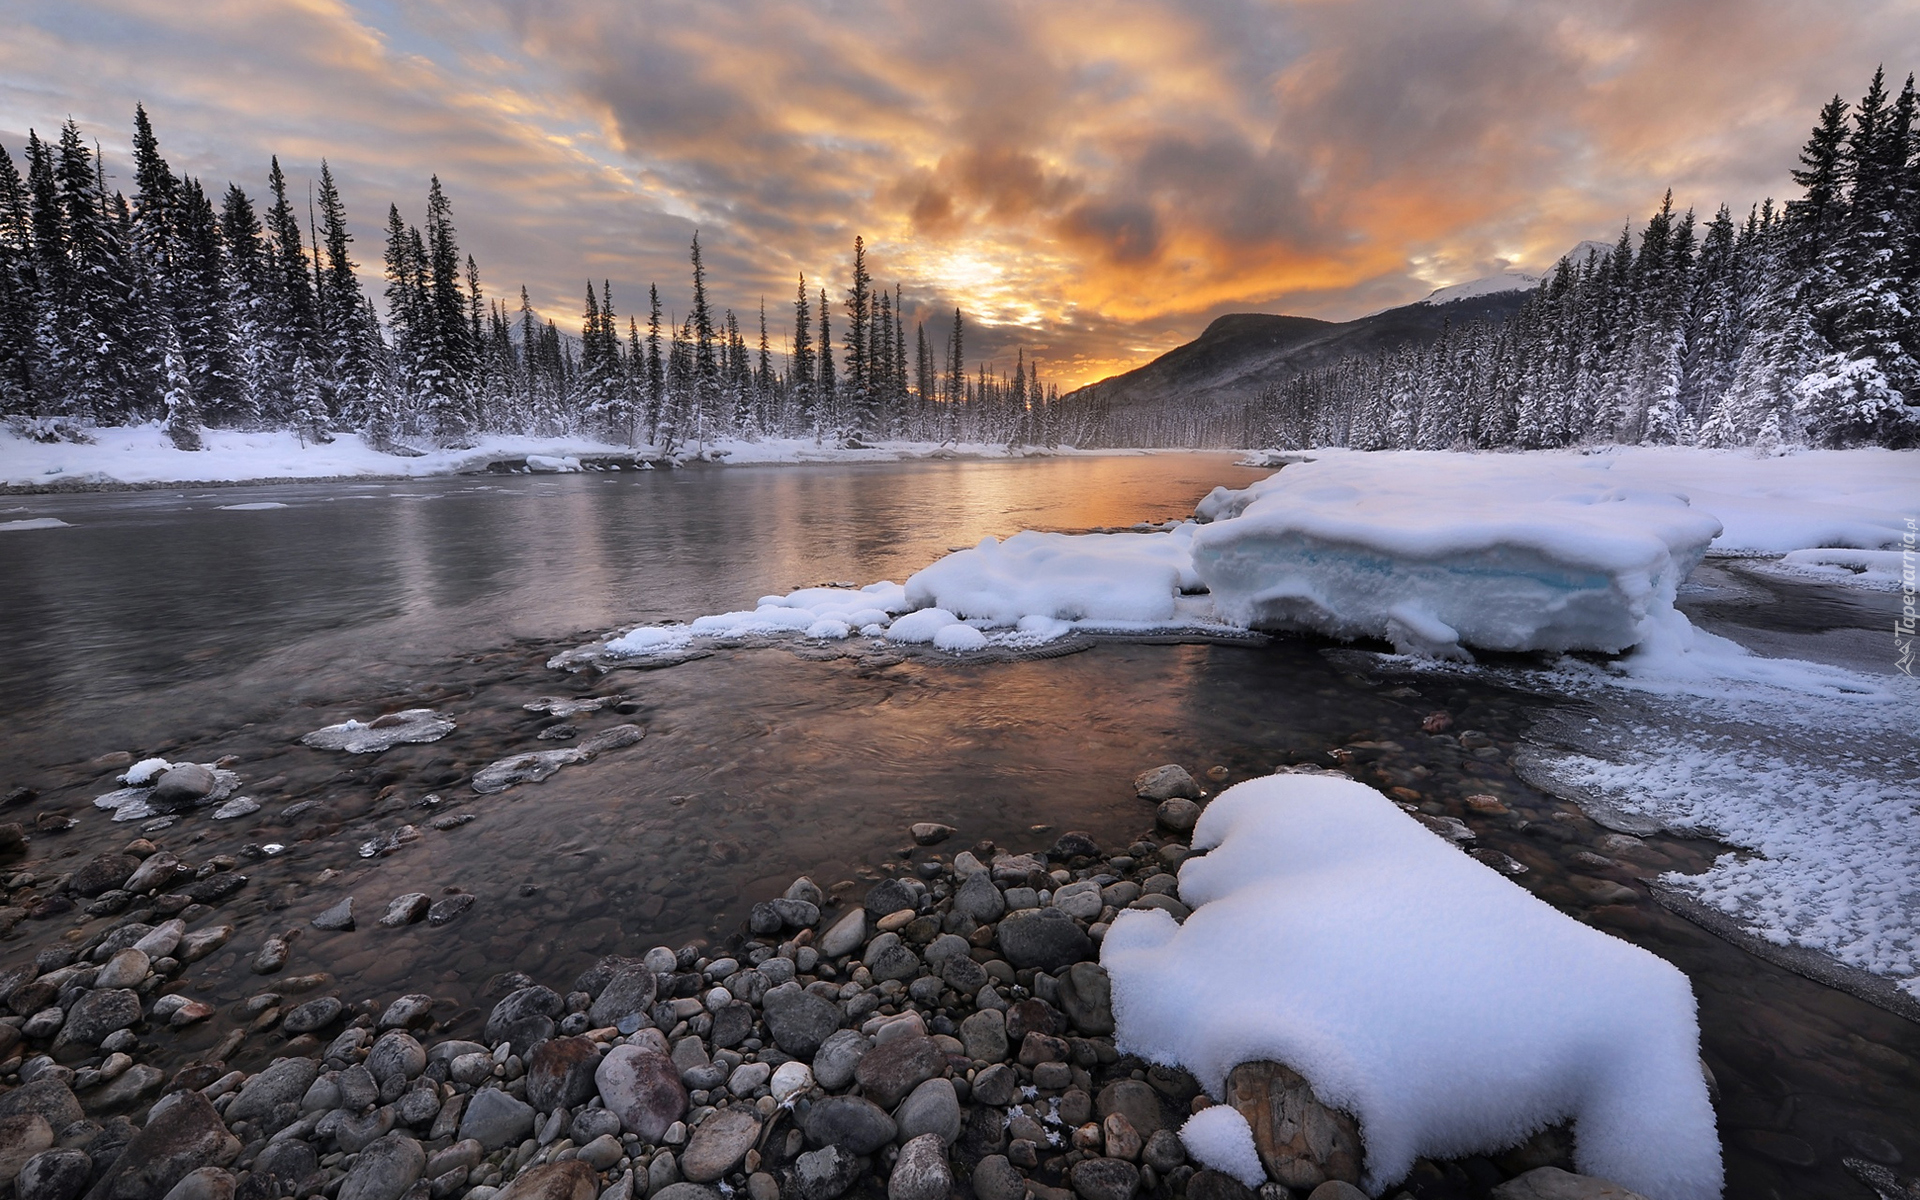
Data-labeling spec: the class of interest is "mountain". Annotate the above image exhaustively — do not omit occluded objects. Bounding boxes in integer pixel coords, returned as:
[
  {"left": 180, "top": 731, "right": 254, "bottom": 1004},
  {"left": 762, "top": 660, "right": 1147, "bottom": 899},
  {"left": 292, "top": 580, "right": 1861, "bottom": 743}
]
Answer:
[{"left": 1060, "top": 284, "right": 1537, "bottom": 439}]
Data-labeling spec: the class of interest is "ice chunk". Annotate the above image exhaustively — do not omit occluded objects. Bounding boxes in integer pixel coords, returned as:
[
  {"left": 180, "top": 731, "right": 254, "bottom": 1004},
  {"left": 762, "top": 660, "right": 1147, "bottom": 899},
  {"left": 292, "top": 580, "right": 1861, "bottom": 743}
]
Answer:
[
  {"left": 1101, "top": 773, "right": 1720, "bottom": 1200},
  {"left": 1178, "top": 1106, "right": 1265, "bottom": 1188},
  {"left": 1191, "top": 456, "right": 1723, "bottom": 654},
  {"left": 301, "top": 709, "right": 455, "bottom": 753},
  {"left": 0, "top": 517, "right": 71, "bottom": 531}
]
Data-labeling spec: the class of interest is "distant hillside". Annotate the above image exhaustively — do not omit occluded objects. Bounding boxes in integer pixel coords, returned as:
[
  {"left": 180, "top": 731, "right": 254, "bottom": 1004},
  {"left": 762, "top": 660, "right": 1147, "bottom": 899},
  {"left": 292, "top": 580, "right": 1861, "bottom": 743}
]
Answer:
[{"left": 1058, "top": 287, "right": 1537, "bottom": 445}]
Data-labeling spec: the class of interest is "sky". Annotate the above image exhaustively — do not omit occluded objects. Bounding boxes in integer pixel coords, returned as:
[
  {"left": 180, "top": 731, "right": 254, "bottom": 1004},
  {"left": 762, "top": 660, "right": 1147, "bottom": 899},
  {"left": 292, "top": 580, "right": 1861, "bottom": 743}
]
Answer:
[{"left": 4, "top": 1, "right": 1917, "bottom": 391}]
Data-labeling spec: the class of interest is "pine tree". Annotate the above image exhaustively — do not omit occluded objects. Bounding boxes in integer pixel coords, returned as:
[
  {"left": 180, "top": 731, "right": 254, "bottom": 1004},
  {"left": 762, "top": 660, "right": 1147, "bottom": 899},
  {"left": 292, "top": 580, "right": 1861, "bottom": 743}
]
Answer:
[
  {"left": 816, "top": 288, "right": 835, "bottom": 431},
  {"left": 158, "top": 316, "right": 202, "bottom": 450},
  {"left": 645, "top": 284, "right": 665, "bottom": 445},
  {"left": 790, "top": 274, "right": 814, "bottom": 431},
  {"left": 264, "top": 156, "right": 320, "bottom": 424},
  {"left": 844, "top": 235, "right": 872, "bottom": 436},
  {"left": 689, "top": 233, "right": 716, "bottom": 449},
  {"left": 218, "top": 184, "right": 271, "bottom": 427},
  {"left": 314, "top": 161, "right": 374, "bottom": 428}
]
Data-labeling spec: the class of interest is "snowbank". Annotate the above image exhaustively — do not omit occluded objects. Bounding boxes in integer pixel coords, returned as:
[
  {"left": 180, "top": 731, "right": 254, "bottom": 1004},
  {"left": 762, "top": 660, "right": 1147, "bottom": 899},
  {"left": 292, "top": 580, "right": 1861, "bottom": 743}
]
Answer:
[
  {"left": 905, "top": 529, "right": 1203, "bottom": 624},
  {"left": 1101, "top": 773, "right": 1721, "bottom": 1200},
  {"left": 1191, "top": 454, "right": 1723, "bottom": 656},
  {"left": 0, "top": 422, "right": 1122, "bottom": 489}
]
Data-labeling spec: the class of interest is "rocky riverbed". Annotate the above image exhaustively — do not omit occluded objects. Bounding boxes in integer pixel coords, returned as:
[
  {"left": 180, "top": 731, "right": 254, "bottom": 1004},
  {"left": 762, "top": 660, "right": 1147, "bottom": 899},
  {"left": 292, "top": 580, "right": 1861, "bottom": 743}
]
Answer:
[{"left": 0, "top": 752, "right": 1748, "bottom": 1200}]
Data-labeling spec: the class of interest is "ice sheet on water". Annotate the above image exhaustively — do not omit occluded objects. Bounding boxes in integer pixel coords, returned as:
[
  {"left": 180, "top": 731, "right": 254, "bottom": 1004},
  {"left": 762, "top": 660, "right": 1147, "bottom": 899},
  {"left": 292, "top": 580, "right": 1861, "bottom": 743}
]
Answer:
[
  {"left": 1101, "top": 773, "right": 1721, "bottom": 1200},
  {"left": 0, "top": 517, "right": 70, "bottom": 531},
  {"left": 301, "top": 709, "right": 455, "bottom": 753}
]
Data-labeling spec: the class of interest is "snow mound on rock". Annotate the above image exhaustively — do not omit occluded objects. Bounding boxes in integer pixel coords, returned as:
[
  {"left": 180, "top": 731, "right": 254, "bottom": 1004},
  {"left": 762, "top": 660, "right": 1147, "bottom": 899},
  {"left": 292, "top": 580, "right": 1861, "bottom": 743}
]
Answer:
[
  {"left": 1179, "top": 1105, "right": 1265, "bottom": 1188},
  {"left": 1100, "top": 773, "right": 1721, "bottom": 1200},
  {"left": 905, "top": 529, "right": 1201, "bottom": 624},
  {"left": 1190, "top": 454, "right": 1723, "bottom": 656}
]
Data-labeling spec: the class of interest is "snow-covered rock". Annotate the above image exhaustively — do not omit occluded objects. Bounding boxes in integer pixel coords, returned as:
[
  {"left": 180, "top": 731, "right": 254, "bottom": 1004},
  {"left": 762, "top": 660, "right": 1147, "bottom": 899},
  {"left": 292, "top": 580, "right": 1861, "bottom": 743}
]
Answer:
[
  {"left": 1100, "top": 773, "right": 1721, "bottom": 1200},
  {"left": 1190, "top": 454, "right": 1723, "bottom": 656}
]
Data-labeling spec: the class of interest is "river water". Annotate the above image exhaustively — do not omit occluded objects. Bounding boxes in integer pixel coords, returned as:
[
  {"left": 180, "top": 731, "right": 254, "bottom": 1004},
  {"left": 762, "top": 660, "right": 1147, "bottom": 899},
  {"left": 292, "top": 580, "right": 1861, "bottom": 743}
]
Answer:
[{"left": 0, "top": 455, "right": 1913, "bottom": 1199}]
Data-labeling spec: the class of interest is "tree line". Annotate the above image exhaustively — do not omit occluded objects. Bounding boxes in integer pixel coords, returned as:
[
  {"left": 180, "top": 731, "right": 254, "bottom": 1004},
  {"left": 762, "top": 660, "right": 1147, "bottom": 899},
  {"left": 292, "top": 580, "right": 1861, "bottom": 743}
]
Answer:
[
  {"left": 0, "top": 108, "right": 1065, "bottom": 453},
  {"left": 1214, "top": 67, "right": 1920, "bottom": 452}
]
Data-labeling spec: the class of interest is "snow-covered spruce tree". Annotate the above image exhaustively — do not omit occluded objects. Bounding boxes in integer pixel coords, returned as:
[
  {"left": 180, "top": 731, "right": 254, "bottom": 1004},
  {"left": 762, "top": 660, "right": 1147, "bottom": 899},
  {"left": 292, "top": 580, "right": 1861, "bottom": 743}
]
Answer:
[
  {"left": 0, "top": 142, "right": 40, "bottom": 412},
  {"left": 263, "top": 157, "right": 321, "bottom": 428},
  {"left": 158, "top": 317, "right": 202, "bottom": 450},
  {"left": 789, "top": 274, "right": 814, "bottom": 436},
  {"left": 216, "top": 184, "right": 271, "bottom": 429},
  {"left": 843, "top": 235, "right": 872, "bottom": 439},
  {"left": 314, "top": 162, "right": 377, "bottom": 432},
  {"left": 643, "top": 284, "right": 665, "bottom": 445},
  {"left": 688, "top": 233, "right": 717, "bottom": 451}
]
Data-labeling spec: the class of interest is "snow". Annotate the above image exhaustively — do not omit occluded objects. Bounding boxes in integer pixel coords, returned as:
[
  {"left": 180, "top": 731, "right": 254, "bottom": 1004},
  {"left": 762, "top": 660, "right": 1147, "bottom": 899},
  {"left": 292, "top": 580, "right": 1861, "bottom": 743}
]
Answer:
[
  {"left": 216, "top": 501, "right": 287, "bottom": 511},
  {"left": 0, "top": 516, "right": 69, "bottom": 530},
  {"left": 1418, "top": 271, "right": 1540, "bottom": 306},
  {"left": 121, "top": 757, "right": 172, "bottom": 786},
  {"left": 0, "top": 421, "right": 1124, "bottom": 489},
  {"left": 905, "top": 529, "right": 1202, "bottom": 624},
  {"left": 1192, "top": 453, "right": 1724, "bottom": 655},
  {"left": 1773, "top": 547, "right": 1908, "bottom": 589},
  {"left": 1179, "top": 1106, "right": 1266, "bottom": 1189},
  {"left": 1101, "top": 773, "right": 1721, "bottom": 1200}
]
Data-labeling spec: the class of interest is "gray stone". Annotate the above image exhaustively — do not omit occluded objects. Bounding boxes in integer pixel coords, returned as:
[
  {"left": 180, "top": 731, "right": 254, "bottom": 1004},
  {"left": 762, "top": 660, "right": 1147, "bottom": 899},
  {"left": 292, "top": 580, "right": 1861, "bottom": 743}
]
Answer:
[
  {"left": 1057, "top": 963, "right": 1114, "bottom": 1036},
  {"left": 971, "top": 1063, "right": 1016, "bottom": 1107},
  {"left": 888, "top": 1133, "right": 951, "bottom": 1200},
  {"left": 971, "top": 1155, "right": 1026, "bottom": 1200},
  {"left": 0, "top": 1113, "right": 54, "bottom": 1183},
  {"left": 1070, "top": 1158, "right": 1140, "bottom": 1200},
  {"left": 1154, "top": 798, "right": 1201, "bottom": 834},
  {"left": 1133, "top": 765, "right": 1200, "bottom": 801},
  {"left": 80, "top": 1092, "right": 239, "bottom": 1200},
  {"left": 1143, "top": 1130, "right": 1186, "bottom": 1173},
  {"left": 569, "top": 1108, "right": 622, "bottom": 1145},
  {"left": 862, "top": 933, "right": 922, "bottom": 983},
  {"left": 380, "top": 894, "right": 431, "bottom": 928},
  {"left": 792, "top": 1145, "right": 863, "bottom": 1200},
  {"left": 281, "top": 995, "right": 344, "bottom": 1034},
  {"left": 910, "top": 823, "right": 954, "bottom": 846},
  {"left": 378, "top": 994, "right": 435, "bottom": 1030},
  {"left": 71, "top": 854, "right": 141, "bottom": 899},
  {"left": 394, "top": 1083, "right": 441, "bottom": 1128},
  {"left": 426, "top": 1141, "right": 484, "bottom": 1179},
  {"left": 122, "top": 852, "right": 184, "bottom": 895},
  {"left": 579, "top": 724, "right": 645, "bottom": 756},
  {"left": 90, "top": 1065, "right": 164, "bottom": 1113},
  {"left": 0, "top": 1078, "right": 82, "bottom": 1129},
  {"left": 816, "top": 910, "right": 865, "bottom": 958},
  {"left": 335, "top": 1107, "right": 396, "bottom": 1153},
  {"left": 526, "top": 1036, "right": 601, "bottom": 1111},
  {"left": 338, "top": 1063, "right": 380, "bottom": 1111},
  {"left": 863, "top": 878, "right": 918, "bottom": 918},
  {"left": 996, "top": 908, "right": 1092, "bottom": 972},
  {"left": 594, "top": 1045, "right": 685, "bottom": 1142},
  {"left": 953, "top": 873, "right": 1005, "bottom": 923},
  {"left": 939, "top": 954, "right": 987, "bottom": 996},
  {"left": 853, "top": 1036, "right": 945, "bottom": 1109},
  {"left": 1225, "top": 1061, "right": 1361, "bottom": 1191},
  {"left": 93, "top": 948, "right": 150, "bottom": 989},
  {"left": 576, "top": 1134, "right": 624, "bottom": 1172},
  {"left": 1050, "top": 881, "right": 1104, "bottom": 921},
  {"left": 367, "top": 1031, "right": 426, "bottom": 1083},
  {"left": 1488, "top": 1169, "right": 1651, "bottom": 1200},
  {"left": 892, "top": 1078, "right": 961, "bottom": 1145},
  {"left": 587, "top": 968, "right": 657, "bottom": 1029},
  {"left": 1305, "top": 1185, "right": 1370, "bottom": 1200},
  {"left": 458, "top": 1088, "right": 535, "bottom": 1150},
  {"left": 335, "top": 1134, "right": 426, "bottom": 1200},
  {"left": 60, "top": 989, "right": 142, "bottom": 1046},
  {"left": 151, "top": 764, "right": 218, "bottom": 807},
  {"left": 804, "top": 1096, "right": 897, "bottom": 1155},
  {"left": 649, "top": 1187, "right": 722, "bottom": 1200},
  {"left": 679, "top": 1107, "right": 760, "bottom": 1182},
  {"left": 132, "top": 920, "right": 185, "bottom": 959},
  {"left": 757, "top": 981, "right": 840, "bottom": 1058},
  {"left": 248, "top": 1140, "right": 319, "bottom": 1199},
  {"left": 811, "top": 1029, "right": 871, "bottom": 1091},
  {"left": 312, "top": 897, "right": 355, "bottom": 931},
  {"left": 1095, "top": 1082, "right": 1167, "bottom": 1136},
  {"left": 16, "top": 1148, "right": 92, "bottom": 1200},
  {"left": 485, "top": 985, "right": 562, "bottom": 1051},
  {"left": 158, "top": 1167, "right": 234, "bottom": 1200},
  {"left": 959, "top": 1009, "right": 1008, "bottom": 1063},
  {"left": 1185, "top": 1171, "right": 1256, "bottom": 1200},
  {"left": 427, "top": 894, "right": 475, "bottom": 925}
]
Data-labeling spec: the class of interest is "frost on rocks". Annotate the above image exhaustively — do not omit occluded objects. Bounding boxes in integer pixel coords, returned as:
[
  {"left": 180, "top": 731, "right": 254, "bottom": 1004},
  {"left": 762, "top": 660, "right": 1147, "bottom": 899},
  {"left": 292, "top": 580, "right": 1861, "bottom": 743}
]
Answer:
[
  {"left": 301, "top": 709, "right": 455, "bottom": 754},
  {"left": 1100, "top": 773, "right": 1721, "bottom": 1200},
  {"left": 1190, "top": 455, "right": 1723, "bottom": 657}
]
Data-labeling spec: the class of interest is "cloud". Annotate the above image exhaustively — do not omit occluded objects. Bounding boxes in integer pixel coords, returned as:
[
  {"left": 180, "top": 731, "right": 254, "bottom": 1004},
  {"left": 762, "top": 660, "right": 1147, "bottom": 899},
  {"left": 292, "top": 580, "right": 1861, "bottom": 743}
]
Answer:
[{"left": 2, "top": 0, "right": 1915, "bottom": 388}]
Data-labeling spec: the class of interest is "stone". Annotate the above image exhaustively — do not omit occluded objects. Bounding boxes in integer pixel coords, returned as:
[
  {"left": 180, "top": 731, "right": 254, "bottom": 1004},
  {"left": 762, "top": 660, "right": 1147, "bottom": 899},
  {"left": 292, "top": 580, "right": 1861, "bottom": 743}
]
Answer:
[
  {"left": 1225, "top": 1061, "right": 1362, "bottom": 1191},
  {"left": 1305, "top": 1185, "right": 1369, "bottom": 1200},
  {"left": 595, "top": 1044, "right": 686, "bottom": 1142},
  {"left": 472, "top": 749, "right": 587, "bottom": 795},
  {"left": 81, "top": 1092, "right": 239, "bottom": 1200},
  {"left": 1069, "top": 1158, "right": 1140, "bottom": 1200},
  {"left": 958, "top": 1008, "right": 1009, "bottom": 1062},
  {"left": 334, "top": 1107, "right": 396, "bottom": 1153},
  {"left": 0, "top": 1078, "right": 82, "bottom": 1129},
  {"left": 527, "top": 1036, "right": 601, "bottom": 1111},
  {"left": 378, "top": 993, "right": 435, "bottom": 1030},
  {"left": 334, "top": 1134, "right": 426, "bottom": 1200},
  {"left": 0, "top": 1113, "right": 54, "bottom": 1182},
  {"left": 953, "top": 873, "right": 1005, "bottom": 923},
  {"left": 888, "top": 1134, "right": 951, "bottom": 1200},
  {"left": 1056, "top": 962, "right": 1115, "bottom": 1036},
  {"left": 863, "top": 932, "right": 923, "bottom": 983},
  {"left": 367, "top": 1031, "right": 427, "bottom": 1083},
  {"left": 997, "top": 908, "right": 1091, "bottom": 972},
  {"left": 159, "top": 1167, "right": 234, "bottom": 1200},
  {"left": 338, "top": 1063, "right": 380, "bottom": 1110},
  {"left": 805, "top": 1096, "right": 897, "bottom": 1155},
  {"left": 60, "top": 989, "right": 141, "bottom": 1046},
  {"left": 792, "top": 1145, "right": 862, "bottom": 1200},
  {"left": 811, "top": 1029, "right": 871, "bottom": 1090},
  {"left": 971, "top": 1155, "right": 1026, "bottom": 1200},
  {"left": 312, "top": 897, "right": 355, "bottom": 931},
  {"left": 1154, "top": 798, "right": 1201, "bottom": 834},
  {"left": 893, "top": 1077, "right": 961, "bottom": 1145},
  {"left": 244, "top": 1140, "right": 318, "bottom": 1200},
  {"left": 497, "top": 1161, "right": 600, "bottom": 1200},
  {"left": 180, "top": 872, "right": 247, "bottom": 904},
  {"left": 1102, "top": 1115, "right": 1143, "bottom": 1162},
  {"left": 70, "top": 854, "right": 140, "bottom": 898},
  {"left": 394, "top": 1083, "right": 441, "bottom": 1128},
  {"left": 1133, "top": 765, "right": 1200, "bottom": 801},
  {"left": 282, "top": 996, "right": 344, "bottom": 1034},
  {"left": 1094, "top": 1082, "right": 1167, "bottom": 1136},
  {"left": 864, "top": 878, "right": 919, "bottom": 918},
  {"left": 1049, "top": 831, "right": 1102, "bottom": 861},
  {"left": 459, "top": 1088, "right": 535, "bottom": 1150},
  {"left": 854, "top": 1035, "right": 946, "bottom": 1108},
  {"left": 380, "top": 894, "right": 431, "bottom": 927},
  {"left": 1488, "top": 1168, "right": 1651, "bottom": 1200},
  {"left": 587, "top": 967, "right": 657, "bottom": 1029},
  {"left": 769, "top": 1060, "right": 812, "bottom": 1102},
  {"left": 92, "top": 948, "right": 151, "bottom": 989},
  {"left": 579, "top": 724, "right": 645, "bottom": 755},
  {"left": 650, "top": 1187, "right": 722, "bottom": 1200},
  {"left": 1184, "top": 1171, "right": 1256, "bottom": 1200},
  {"left": 910, "top": 823, "right": 954, "bottom": 846},
  {"left": 123, "top": 853, "right": 184, "bottom": 895},
  {"left": 177, "top": 925, "right": 231, "bottom": 963},
  {"left": 679, "top": 1107, "right": 760, "bottom": 1182},
  {"left": 427, "top": 893, "right": 475, "bottom": 925},
  {"left": 750, "top": 981, "right": 836, "bottom": 1058},
  {"left": 817, "top": 909, "right": 866, "bottom": 958},
  {"left": 151, "top": 764, "right": 217, "bottom": 807},
  {"left": 16, "top": 1148, "right": 92, "bottom": 1200},
  {"left": 485, "top": 985, "right": 562, "bottom": 1049}
]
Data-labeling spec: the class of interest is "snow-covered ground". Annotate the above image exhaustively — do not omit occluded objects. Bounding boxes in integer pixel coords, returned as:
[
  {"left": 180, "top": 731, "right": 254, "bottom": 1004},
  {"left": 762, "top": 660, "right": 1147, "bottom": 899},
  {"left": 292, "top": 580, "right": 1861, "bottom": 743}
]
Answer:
[
  {"left": 0, "top": 422, "right": 1120, "bottom": 489},
  {"left": 1106, "top": 773, "right": 1721, "bottom": 1200}
]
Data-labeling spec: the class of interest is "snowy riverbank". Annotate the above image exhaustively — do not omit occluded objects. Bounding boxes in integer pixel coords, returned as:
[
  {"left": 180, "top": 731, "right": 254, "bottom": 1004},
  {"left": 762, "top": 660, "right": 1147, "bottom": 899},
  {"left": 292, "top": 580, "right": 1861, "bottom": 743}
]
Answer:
[{"left": 0, "top": 424, "right": 1131, "bottom": 492}]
